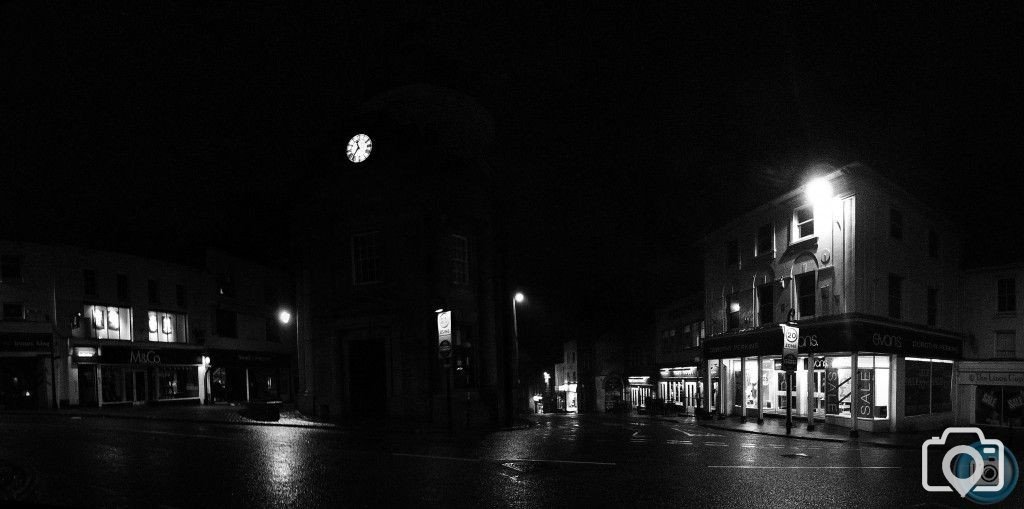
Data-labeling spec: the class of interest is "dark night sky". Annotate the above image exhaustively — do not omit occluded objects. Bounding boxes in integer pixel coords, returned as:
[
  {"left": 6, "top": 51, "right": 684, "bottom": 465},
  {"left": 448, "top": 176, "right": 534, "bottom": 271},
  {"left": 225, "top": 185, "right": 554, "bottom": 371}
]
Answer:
[{"left": 3, "top": 2, "right": 1023, "bottom": 362}]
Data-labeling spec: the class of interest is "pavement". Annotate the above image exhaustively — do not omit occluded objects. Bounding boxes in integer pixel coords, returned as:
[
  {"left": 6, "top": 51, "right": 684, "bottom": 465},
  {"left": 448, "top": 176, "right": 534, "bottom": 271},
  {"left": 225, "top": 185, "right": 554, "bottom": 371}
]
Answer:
[{"left": 610, "top": 411, "right": 1024, "bottom": 450}]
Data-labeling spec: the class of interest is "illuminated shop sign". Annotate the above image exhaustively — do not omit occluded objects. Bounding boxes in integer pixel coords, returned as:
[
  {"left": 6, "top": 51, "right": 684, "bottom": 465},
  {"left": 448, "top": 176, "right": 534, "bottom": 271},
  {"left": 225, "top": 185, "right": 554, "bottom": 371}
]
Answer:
[
  {"left": 660, "top": 367, "right": 698, "bottom": 378},
  {"left": 703, "top": 320, "right": 962, "bottom": 359},
  {"left": 628, "top": 376, "right": 651, "bottom": 385}
]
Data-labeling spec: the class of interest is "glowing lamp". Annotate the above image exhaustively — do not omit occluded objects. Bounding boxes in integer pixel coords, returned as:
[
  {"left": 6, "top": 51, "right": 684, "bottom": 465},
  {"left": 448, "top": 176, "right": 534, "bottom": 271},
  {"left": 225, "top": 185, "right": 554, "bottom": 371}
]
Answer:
[
  {"left": 730, "top": 302, "right": 741, "bottom": 313},
  {"left": 278, "top": 310, "right": 292, "bottom": 325},
  {"left": 148, "top": 313, "right": 159, "bottom": 333},
  {"left": 514, "top": 292, "right": 525, "bottom": 303},
  {"left": 805, "top": 177, "right": 833, "bottom": 208},
  {"left": 92, "top": 308, "right": 105, "bottom": 329}
]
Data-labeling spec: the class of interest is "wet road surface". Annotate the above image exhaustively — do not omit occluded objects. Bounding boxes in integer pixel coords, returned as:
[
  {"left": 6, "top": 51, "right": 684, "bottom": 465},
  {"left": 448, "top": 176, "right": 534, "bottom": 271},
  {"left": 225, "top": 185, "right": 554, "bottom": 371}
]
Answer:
[{"left": 1, "top": 412, "right": 1021, "bottom": 508}]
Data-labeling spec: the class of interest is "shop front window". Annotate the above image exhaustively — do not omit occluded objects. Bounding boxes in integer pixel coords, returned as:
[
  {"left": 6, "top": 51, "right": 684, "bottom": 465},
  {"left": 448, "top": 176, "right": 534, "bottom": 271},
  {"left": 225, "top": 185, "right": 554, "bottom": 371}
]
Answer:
[
  {"left": 156, "top": 366, "right": 199, "bottom": 399},
  {"left": 905, "top": 357, "right": 953, "bottom": 416},
  {"left": 975, "top": 386, "right": 1024, "bottom": 427},
  {"left": 757, "top": 354, "right": 890, "bottom": 420}
]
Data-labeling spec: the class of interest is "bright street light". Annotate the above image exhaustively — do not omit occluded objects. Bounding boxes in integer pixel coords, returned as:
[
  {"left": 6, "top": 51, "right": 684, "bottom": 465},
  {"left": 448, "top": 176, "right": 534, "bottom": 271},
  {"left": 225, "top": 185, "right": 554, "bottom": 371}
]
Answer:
[
  {"left": 514, "top": 292, "right": 525, "bottom": 303},
  {"left": 805, "top": 177, "right": 834, "bottom": 208},
  {"left": 278, "top": 309, "right": 292, "bottom": 325}
]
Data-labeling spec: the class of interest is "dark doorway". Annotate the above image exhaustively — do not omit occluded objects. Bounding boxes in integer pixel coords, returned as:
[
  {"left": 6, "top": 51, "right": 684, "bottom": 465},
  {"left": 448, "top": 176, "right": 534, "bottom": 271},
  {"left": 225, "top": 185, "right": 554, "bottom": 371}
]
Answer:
[
  {"left": 348, "top": 340, "right": 386, "bottom": 415},
  {"left": 78, "top": 365, "right": 97, "bottom": 407}
]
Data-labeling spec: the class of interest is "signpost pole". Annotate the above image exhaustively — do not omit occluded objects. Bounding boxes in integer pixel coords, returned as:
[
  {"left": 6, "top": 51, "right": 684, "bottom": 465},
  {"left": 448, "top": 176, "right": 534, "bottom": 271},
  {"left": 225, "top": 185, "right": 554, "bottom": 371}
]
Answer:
[
  {"left": 786, "top": 372, "right": 792, "bottom": 435},
  {"left": 446, "top": 361, "right": 453, "bottom": 433},
  {"left": 781, "top": 323, "right": 799, "bottom": 435},
  {"left": 436, "top": 310, "right": 454, "bottom": 432}
]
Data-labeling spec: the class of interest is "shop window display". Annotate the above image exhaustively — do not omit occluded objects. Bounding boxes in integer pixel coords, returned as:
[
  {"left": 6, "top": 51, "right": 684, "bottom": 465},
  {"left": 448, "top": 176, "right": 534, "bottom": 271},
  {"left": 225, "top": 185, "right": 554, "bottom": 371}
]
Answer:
[{"left": 156, "top": 367, "right": 199, "bottom": 400}]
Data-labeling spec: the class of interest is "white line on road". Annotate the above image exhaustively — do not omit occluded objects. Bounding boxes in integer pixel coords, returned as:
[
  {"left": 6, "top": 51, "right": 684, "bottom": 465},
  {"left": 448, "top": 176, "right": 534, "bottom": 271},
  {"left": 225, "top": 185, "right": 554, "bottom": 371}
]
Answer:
[
  {"left": 671, "top": 426, "right": 721, "bottom": 437},
  {"left": 503, "top": 458, "right": 617, "bottom": 466},
  {"left": 707, "top": 466, "right": 902, "bottom": 469}
]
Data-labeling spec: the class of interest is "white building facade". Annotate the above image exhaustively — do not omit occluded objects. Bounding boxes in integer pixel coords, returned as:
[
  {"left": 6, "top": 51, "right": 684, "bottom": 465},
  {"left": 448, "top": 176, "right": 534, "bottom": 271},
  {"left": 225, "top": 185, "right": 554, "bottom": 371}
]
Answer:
[{"left": 701, "top": 163, "right": 966, "bottom": 433}]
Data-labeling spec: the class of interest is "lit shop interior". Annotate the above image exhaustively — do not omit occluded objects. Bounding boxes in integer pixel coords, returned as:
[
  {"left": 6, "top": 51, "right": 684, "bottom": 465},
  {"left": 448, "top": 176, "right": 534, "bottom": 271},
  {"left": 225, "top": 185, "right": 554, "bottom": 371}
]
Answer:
[{"left": 706, "top": 353, "right": 954, "bottom": 432}]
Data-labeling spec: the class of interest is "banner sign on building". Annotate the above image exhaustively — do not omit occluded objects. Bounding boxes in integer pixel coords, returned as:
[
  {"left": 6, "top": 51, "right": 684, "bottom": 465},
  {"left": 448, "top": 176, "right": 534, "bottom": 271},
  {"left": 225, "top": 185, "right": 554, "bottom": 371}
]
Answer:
[
  {"left": 781, "top": 324, "right": 799, "bottom": 371},
  {"left": 856, "top": 368, "right": 874, "bottom": 418},
  {"left": 437, "top": 310, "right": 452, "bottom": 360},
  {"left": 825, "top": 367, "right": 840, "bottom": 415}
]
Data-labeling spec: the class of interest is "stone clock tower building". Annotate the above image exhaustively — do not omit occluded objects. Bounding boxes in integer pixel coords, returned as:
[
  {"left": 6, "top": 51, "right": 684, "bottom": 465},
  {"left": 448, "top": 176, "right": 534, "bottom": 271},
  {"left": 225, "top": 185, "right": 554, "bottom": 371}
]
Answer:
[{"left": 292, "top": 84, "right": 511, "bottom": 427}]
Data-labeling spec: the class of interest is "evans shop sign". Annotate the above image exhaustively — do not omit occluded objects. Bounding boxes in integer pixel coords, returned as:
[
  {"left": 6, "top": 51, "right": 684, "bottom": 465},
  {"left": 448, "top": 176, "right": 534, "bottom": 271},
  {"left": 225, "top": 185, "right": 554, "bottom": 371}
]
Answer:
[{"left": 702, "top": 317, "right": 962, "bottom": 359}]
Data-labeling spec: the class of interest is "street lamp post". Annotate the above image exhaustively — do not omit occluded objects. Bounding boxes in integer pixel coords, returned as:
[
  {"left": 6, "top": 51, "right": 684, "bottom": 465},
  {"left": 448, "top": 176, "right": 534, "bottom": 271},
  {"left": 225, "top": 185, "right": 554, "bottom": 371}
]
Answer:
[{"left": 512, "top": 292, "right": 525, "bottom": 413}]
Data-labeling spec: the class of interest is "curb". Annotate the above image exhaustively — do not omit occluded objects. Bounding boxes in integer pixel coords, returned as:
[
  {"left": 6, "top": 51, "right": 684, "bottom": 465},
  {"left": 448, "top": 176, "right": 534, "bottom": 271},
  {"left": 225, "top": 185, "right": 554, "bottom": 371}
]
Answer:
[
  {"left": 696, "top": 422, "right": 919, "bottom": 449},
  {"left": 2, "top": 410, "right": 342, "bottom": 431}
]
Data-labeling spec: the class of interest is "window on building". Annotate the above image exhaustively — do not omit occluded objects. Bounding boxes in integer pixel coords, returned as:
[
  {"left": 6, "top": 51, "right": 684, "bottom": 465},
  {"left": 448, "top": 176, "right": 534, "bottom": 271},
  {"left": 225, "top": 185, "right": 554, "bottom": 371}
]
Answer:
[
  {"left": 176, "top": 284, "right": 186, "bottom": 308},
  {"left": 0, "top": 255, "right": 22, "bottom": 282},
  {"left": 117, "top": 274, "right": 129, "bottom": 301},
  {"left": 215, "top": 309, "right": 238, "bottom": 338},
  {"left": 905, "top": 358, "right": 953, "bottom": 416},
  {"left": 84, "top": 270, "right": 96, "bottom": 296},
  {"left": 352, "top": 232, "right": 381, "bottom": 284},
  {"left": 927, "top": 288, "right": 938, "bottom": 327},
  {"left": 996, "top": 331, "right": 1016, "bottom": 358},
  {"left": 2, "top": 303, "right": 24, "bottom": 320},
  {"left": 757, "top": 283, "right": 774, "bottom": 326},
  {"left": 888, "top": 274, "right": 903, "bottom": 319},
  {"left": 889, "top": 209, "right": 903, "bottom": 239},
  {"left": 795, "top": 272, "right": 816, "bottom": 318},
  {"left": 756, "top": 224, "right": 773, "bottom": 256},
  {"left": 147, "top": 311, "right": 187, "bottom": 343},
  {"left": 997, "top": 278, "right": 1016, "bottom": 313},
  {"left": 148, "top": 279, "right": 159, "bottom": 304},
  {"left": 928, "top": 230, "right": 939, "bottom": 258},
  {"left": 450, "top": 234, "right": 469, "bottom": 284},
  {"left": 726, "top": 293, "right": 742, "bottom": 330},
  {"left": 726, "top": 240, "right": 738, "bottom": 267},
  {"left": 85, "top": 304, "right": 132, "bottom": 340},
  {"left": 793, "top": 206, "right": 814, "bottom": 240}
]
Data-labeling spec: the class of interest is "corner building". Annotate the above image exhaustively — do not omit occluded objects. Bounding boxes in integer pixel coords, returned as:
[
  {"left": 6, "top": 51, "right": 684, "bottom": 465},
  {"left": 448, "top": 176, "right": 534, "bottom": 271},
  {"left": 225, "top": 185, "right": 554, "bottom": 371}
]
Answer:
[{"left": 701, "top": 163, "right": 965, "bottom": 432}]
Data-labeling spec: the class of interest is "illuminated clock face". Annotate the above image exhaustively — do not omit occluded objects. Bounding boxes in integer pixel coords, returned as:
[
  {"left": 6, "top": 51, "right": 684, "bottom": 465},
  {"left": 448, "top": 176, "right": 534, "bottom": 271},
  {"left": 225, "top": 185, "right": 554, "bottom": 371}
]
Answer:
[{"left": 346, "top": 133, "right": 372, "bottom": 163}]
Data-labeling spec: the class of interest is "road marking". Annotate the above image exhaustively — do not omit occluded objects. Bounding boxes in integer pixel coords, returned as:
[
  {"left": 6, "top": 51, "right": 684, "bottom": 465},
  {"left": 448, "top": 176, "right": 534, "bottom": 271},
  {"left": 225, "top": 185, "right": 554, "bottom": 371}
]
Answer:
[
  {"left": 741, "top": 444, "right": 756, "bottom": 448},
  {"left": 707, "top": 466, "right": 902, "bottom": 469},
  {"left": 502, "top": 458, "right": 617, "bottom": 466},
  {"left": 704, "top": 442, "right": 729, "bottom": 447},
  {"left": 671, "top": 426, "right": 721, "bottom": 437}
]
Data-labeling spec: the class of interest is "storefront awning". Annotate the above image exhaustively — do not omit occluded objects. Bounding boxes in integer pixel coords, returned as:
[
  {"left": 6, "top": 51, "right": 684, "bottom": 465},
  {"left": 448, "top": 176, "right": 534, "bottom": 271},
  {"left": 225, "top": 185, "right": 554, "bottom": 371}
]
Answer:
[{"left": 703, "top": 313, "right": 963, "bottom": 360}]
